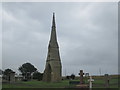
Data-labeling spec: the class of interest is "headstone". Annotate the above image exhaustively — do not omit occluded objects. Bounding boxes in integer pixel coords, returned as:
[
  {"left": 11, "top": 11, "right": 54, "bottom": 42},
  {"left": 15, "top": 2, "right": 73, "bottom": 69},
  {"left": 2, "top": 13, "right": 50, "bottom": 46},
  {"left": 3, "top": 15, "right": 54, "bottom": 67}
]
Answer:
[
  {"left": 88, "top": 76, "right": 94, "bottom": 88},
  {"left": 0, "top": 75, "right": 1, "bottom": 90},
  {"left": 76, "top": 70, "right": 88, "bottom": 88},
  {"left": 5, "top": 72, "right": 15, "bottom": 83},
  {"left": 85, "top": 73, "right": 89, "bottom": 77},
  {"left": 104, "top": 74, "right": 109, "bottom": 88},
  {"left": 79, "top": 70, "right": 84, "bottom": 84},
  {"left": 9, "top": 72, "right": 15, "bottom": 83}
]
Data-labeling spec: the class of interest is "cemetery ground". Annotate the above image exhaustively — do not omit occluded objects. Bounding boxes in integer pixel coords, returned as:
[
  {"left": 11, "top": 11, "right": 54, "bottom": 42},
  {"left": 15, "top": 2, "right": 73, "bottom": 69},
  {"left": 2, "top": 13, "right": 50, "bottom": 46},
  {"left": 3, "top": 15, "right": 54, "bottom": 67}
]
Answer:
[{"left": 2, "top": 75, "right": 120, "bottom": 88}]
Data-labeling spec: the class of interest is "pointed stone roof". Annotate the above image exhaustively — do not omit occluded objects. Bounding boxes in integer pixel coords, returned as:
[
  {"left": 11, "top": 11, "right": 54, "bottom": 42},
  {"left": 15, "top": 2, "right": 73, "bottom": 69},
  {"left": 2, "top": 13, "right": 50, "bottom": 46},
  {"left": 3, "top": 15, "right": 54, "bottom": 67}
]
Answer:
[
  {"left": 52, "top": 12, "right": 56, "bottom": 27},
  {"left": 43, "top": 13, "right": 62, "bottom": 82},
  {"left": 49, "top": 13, "right": 58, "bottom": 48}
]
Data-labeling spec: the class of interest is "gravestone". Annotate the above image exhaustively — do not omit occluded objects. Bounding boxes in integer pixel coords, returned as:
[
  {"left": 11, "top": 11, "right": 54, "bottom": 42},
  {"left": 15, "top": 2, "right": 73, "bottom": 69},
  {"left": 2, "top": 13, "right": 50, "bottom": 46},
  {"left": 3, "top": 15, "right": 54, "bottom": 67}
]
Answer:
[
  {"left": 85, "top": 73, "right": 89, "bottom": 77},
  {"left": 104, "top": 74, "right": 109, "bottom": 88},
  {"left": 5, "top": 72, "right": 15, "bottom": 83},
  {"left": 76, "top": 70, "right": 88, "bottom": 88},
  {"left": 79, "top": 70, "right": 84, "bottom": 84},
  {"left": 9, "top": 72, "right": 15, "bottom": 83},
  {"left": 88, "top": 76, "right": 94, "bottom": 88}
]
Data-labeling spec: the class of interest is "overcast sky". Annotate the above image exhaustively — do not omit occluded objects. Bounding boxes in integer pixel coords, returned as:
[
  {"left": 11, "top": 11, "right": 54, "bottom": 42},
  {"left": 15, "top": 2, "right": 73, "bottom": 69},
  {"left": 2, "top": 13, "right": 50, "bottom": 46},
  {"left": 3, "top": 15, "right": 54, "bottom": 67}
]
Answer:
[{"left": 2, "top": 2, "right": 118, "bottom": 76}]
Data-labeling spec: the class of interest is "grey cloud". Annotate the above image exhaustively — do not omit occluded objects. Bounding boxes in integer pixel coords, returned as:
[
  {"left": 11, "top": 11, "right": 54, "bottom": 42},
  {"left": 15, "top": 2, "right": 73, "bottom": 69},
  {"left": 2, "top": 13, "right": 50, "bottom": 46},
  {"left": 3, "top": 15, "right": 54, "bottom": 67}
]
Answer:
[{"left": 2, "top": 2, "right": 118, "bottom": 76}]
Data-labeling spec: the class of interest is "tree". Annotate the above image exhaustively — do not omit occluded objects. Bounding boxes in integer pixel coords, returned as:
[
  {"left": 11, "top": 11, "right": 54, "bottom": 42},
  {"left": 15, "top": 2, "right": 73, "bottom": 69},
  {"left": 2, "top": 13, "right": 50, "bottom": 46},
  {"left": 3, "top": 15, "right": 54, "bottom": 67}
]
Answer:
[
  {"left": 0, "top": 69, "right": 3, "bottom": 75},
  {"left": 3, "top": 69, "right": 14, "bottom": 76},
  {"left": 33, "top": 71, "right": 43, "bottom": 81},
  {"left": 66, "top": 76, "right": 70, "bottom": 79},
  {"left": 70, "top": 74, "right": 75, "bottom": 80},
  {"left": 18, "top": 62, "right": 37, "bottom": 80}
]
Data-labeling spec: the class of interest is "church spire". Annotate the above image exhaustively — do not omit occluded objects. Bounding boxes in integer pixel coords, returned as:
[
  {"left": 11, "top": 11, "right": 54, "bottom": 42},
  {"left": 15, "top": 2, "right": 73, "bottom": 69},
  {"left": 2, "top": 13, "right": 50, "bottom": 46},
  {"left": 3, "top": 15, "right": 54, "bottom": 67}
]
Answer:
[
  {"left": 43, "top": 13, "right": 62, "bottom": 82},
  {"left": 52, "top": 12, "right": 56, "bottom": 27},
  {"left": 49, "top": 13, "right": 58, "bottom": 48}
]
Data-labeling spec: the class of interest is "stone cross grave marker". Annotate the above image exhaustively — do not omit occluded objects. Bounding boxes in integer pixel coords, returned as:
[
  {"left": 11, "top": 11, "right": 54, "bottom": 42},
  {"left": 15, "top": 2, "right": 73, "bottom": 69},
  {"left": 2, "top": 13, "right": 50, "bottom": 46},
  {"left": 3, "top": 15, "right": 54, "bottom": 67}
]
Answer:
[
  {"left": 88, "top": 76, "right": 94, "bottom": 88},
  {"left": 79, "top": 70, "right": 84, "bottom": 84}
]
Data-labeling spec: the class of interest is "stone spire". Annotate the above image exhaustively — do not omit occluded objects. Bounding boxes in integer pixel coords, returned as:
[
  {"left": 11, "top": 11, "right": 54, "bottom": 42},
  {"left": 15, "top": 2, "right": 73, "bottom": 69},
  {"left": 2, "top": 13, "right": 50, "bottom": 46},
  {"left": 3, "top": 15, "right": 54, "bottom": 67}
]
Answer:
[
  {"left": 52, "top": 12, "right": 56, "bottom": 27},
  {"left": 42, "top": 13, "right": 62, "bottom": 82},
  {"left": 49, "top": 13, "right": 58, "bottom": 48}
]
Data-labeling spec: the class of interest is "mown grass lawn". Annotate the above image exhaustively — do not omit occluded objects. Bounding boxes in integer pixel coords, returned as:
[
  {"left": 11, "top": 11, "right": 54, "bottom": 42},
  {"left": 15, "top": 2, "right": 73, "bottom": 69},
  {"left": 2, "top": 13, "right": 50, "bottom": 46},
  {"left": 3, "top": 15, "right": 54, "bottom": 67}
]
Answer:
[
  {"left": 2, "top": 76, "right": 119, "bottom": 88},
  {"left": 2, "top": 80, "right": 70, "bottom": 88}
]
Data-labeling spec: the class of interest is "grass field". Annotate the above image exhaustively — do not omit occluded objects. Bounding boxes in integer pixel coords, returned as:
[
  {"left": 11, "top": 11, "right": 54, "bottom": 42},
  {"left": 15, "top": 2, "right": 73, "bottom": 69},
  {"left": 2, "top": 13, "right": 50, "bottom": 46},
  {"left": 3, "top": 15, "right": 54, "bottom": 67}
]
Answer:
[
  {"left": 2, "top": 75, "right": 120, "bottom": 88},
  {"left": 2, "top": 80, "right": 70, "bottom": 88}
]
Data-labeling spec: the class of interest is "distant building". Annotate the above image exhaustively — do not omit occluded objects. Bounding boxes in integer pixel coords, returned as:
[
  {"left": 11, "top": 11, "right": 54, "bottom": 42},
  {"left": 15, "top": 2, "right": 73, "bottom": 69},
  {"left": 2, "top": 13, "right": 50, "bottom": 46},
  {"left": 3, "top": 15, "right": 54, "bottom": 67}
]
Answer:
[{"left": 15, "top": 74, "right": 23, "bottom": 81}]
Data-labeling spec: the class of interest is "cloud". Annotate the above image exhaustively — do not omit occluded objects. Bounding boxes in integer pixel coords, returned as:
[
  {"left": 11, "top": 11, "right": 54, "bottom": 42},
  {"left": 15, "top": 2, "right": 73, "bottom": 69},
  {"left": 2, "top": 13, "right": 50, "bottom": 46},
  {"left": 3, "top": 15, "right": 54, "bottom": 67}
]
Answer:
[{"left": 2, "top": 2, "right": 118, "bottom": 76}]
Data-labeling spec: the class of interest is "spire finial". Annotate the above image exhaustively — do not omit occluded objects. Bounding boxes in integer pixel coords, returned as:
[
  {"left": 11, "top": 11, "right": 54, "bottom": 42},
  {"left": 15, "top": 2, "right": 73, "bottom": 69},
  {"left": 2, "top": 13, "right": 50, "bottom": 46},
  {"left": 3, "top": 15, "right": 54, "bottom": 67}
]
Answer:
[{"left": 53, "top": 12, "right": 55, "bottom": 15}]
